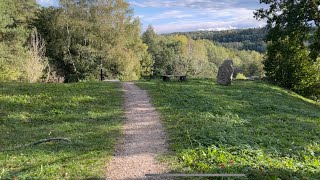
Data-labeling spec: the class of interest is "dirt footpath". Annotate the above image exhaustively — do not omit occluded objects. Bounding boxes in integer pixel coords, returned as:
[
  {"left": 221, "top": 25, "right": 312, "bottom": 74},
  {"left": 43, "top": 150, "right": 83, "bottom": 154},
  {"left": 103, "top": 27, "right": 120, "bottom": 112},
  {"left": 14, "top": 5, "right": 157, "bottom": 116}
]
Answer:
[{"left": 106, "top": 82, "right": 168, "bottom": 180}]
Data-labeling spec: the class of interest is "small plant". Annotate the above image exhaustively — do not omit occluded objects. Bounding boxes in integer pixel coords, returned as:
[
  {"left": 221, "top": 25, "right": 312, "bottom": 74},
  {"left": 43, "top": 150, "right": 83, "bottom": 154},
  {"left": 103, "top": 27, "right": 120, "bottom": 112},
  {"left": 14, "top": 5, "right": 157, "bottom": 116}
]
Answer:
[{"left": 236, "top": 73, "right": 247, "bottom": 80}]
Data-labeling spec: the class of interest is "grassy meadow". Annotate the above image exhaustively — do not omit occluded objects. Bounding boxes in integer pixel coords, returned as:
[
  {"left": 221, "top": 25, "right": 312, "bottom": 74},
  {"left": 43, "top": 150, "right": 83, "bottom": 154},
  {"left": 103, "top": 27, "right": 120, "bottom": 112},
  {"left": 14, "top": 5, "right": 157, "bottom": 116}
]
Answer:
[
  {"left": 0, "top": 82, "right": 123, "bottom": 179},
  {"left": 136, "top": 79, "right": 320, "bottom": 179}
]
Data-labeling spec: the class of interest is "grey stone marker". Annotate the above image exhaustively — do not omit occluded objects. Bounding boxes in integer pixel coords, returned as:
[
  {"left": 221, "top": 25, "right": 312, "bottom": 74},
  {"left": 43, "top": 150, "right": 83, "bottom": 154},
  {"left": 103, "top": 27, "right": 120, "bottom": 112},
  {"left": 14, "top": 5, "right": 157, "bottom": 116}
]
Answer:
[{"left": 217, "top": 59, "right": 234, "bottom": 85}]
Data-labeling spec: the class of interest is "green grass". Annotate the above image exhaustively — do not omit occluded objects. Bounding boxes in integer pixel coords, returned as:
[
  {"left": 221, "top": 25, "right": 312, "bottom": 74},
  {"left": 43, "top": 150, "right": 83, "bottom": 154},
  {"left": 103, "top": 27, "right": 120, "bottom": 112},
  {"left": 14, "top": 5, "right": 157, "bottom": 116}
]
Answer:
[
  {"left": 136, "top": 79, "right": 320, "bottom": 179},
  {"left": 0, "top": 82, "right": 123, "bottom": 179}
]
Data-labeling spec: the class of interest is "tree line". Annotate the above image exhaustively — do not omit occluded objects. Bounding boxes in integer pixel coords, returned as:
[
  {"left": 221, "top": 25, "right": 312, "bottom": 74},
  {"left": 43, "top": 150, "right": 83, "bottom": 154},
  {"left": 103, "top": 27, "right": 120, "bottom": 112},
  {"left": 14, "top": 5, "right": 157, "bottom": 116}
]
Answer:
[
  {"left": 142, "top": 26, "right": 264, "bottom": 78},
  {"left": 0, "top": 0, "right": 264, "bottom": 83},
  {"left": 170, "top": 28, "right": 267, "bottom": 53},
  {"left": 1, "top": 0, "right": 152, "bottom": 82}
]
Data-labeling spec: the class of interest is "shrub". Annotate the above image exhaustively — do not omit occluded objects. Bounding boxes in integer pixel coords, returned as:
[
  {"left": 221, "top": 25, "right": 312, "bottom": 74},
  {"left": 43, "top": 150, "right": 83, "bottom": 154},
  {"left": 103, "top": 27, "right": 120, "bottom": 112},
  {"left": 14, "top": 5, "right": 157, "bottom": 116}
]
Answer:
[{"left": 236, "top": 73, "right": 247, "bottom": 80}]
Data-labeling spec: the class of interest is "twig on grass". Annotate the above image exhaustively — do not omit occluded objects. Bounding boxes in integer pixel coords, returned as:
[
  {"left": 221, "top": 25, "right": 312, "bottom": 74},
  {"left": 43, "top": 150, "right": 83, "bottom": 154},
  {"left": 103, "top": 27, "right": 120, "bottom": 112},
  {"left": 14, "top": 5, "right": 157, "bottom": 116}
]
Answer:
[
  {"left": 2, "top": 138, "right": 71, "bottom": 151},
  {"left": 31, "top": 138, "right": 71, "bottom": 145}
]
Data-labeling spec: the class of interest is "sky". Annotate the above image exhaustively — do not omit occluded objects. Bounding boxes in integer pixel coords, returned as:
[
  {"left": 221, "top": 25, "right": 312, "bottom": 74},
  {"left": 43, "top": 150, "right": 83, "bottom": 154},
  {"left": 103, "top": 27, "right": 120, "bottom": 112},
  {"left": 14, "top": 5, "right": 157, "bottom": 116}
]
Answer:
[{"left": 36, "top": 0, "right": 267, "bottom": 33}]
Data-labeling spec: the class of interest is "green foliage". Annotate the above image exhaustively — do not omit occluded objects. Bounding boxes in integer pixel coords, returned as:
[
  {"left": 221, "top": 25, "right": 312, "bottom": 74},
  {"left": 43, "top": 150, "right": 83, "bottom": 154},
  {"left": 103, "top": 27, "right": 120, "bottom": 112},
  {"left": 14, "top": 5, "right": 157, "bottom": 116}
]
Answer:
[
  {"left": 170, "top": 28, "right": 267, "bottom": 53},
  {"left": 0, "top": 0, "right": 39, "bottom": 82},
  {"left": 1, "top": 0, "right": 265, "bottom": 82},
  {"left": 264, "top": 38, "right": 319, "bottom": 99},
  {"left": 34, "top": 0, "right": 150, "bottom": 82},
  {"left": 236, "top": 73, "right": 247, "bottom": 80},
  {"left": 0, "top": 82, "right": 123, "bottom": 179},
  {"left": 0, "top": 60, "right": 22, "bottom": 81},
  {"left": 142, "top": 27, "right": 264, "bottom": 78},
  {"left": 136, "top": 80, "right": 320, "bottom": 179},
  {"left": 255, "top": 0, "right": 320, "bottom": 100}
]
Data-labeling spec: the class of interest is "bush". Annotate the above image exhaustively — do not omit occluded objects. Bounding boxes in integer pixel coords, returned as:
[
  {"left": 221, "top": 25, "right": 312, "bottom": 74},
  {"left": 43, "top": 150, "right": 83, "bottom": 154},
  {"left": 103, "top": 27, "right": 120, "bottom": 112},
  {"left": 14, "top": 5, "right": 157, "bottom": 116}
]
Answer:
[
  {"left": 236, "top": 73, "right": 247, "bottom": 80},
  {"left": 264, "top": 38, "right": 319, "bottom": 100}
]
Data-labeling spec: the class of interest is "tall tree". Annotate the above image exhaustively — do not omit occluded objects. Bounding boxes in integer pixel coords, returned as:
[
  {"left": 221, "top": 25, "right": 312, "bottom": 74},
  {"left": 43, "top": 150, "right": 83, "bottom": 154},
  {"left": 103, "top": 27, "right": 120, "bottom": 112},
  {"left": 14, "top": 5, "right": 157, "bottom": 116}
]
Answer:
[
  {"left": 0, "top": 0, "right": 39, "bottom": 81},
  {"left": 35, "top": 0, "right": 151, "bottom": 81},
  {"left": 142, "top": 25, "right": 157, "bottom": 47},
  {"left": 255, "top": 0, "right": 320, "bottom": 99}
]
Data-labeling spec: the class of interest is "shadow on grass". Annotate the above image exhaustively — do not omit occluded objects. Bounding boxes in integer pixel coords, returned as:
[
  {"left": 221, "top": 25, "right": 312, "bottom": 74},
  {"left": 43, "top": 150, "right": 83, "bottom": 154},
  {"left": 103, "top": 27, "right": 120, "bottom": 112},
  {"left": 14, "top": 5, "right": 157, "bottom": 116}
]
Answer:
[
  {"left": 0, "top": 82, "right": 124, "bottom": 178},
  {"left": 135, "top": 79, "right": 320, "bottom": 179}
]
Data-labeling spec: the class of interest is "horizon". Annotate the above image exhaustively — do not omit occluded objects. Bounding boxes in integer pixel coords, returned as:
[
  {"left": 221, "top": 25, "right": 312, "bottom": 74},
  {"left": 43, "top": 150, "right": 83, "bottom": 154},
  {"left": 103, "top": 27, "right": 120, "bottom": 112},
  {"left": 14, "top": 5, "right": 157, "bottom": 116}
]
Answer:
[{"left": 36, "top": 0, "right": 266, "bottom": 33}]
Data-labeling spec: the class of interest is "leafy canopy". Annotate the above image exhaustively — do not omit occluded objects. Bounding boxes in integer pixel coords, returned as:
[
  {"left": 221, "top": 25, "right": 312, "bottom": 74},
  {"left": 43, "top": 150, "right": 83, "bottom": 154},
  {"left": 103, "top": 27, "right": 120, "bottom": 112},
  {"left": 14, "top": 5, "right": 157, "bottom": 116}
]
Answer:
[{"left": 255, "top": 0, "right": 320, "bottom": 100}]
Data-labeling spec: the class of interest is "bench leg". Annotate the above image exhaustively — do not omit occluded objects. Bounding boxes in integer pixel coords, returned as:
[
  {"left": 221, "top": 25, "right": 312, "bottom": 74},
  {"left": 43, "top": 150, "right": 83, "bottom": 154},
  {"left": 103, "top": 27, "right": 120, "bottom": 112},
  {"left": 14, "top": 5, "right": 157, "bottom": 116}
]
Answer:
[{"left": 163, "top": 76, "right": 170, "bottom": 81}]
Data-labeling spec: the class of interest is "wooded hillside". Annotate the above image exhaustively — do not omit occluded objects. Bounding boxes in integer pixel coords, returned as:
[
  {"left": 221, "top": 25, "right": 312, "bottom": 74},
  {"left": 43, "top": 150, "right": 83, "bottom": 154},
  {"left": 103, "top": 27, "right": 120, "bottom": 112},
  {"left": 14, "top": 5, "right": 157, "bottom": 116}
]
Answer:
[
  {"left": 170, "top": 28, "right": 267, "bottom": 53},
  {"left": 143, "top": 26, "right": 264, "bottom": 78}
]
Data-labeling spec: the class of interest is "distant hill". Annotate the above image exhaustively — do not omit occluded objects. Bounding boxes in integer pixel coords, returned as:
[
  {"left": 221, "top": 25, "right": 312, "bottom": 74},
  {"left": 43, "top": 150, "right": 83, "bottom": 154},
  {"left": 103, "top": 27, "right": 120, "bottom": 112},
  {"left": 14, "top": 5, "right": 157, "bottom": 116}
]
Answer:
[{"left": 169, "top": 28, "right": 267, "bottom": 53}]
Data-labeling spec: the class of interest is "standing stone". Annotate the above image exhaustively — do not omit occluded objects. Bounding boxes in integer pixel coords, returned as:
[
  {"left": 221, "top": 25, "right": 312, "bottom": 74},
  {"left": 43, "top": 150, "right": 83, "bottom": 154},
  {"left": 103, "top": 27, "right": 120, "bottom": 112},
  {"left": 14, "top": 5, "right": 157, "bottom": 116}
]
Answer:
[{"left": 217, "top": 59, "right": 234, "bottom": 85}]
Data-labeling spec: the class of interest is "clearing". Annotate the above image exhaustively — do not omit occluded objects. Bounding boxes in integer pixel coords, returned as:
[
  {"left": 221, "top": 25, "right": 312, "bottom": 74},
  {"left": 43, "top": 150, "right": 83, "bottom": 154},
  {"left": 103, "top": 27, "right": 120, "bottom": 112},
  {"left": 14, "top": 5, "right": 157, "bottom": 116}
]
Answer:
[
  {"left": 136, "top": 79, "right": 320, "bottom": 179},
  {"left": 1, "top": 79, "right": 319, "bottom": 179}
]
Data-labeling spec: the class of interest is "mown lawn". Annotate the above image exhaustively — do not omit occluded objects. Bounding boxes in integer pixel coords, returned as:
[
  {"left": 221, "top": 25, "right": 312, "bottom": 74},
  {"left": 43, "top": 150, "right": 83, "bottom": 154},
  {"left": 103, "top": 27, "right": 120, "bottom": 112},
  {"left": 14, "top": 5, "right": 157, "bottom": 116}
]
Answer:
[
  {"left": 0, "top": 82, "right": 123, "bottom": 179},
  {"left": 136, "top": 79, "right": 320, "bottom": 179}
]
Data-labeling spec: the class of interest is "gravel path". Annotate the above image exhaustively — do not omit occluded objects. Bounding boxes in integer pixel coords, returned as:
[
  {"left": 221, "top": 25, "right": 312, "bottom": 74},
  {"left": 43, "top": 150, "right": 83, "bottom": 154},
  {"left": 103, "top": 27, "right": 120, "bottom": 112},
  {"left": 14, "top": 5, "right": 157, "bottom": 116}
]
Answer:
[{"left": 106, "top": 82, "right": 168, "bottom": 180}]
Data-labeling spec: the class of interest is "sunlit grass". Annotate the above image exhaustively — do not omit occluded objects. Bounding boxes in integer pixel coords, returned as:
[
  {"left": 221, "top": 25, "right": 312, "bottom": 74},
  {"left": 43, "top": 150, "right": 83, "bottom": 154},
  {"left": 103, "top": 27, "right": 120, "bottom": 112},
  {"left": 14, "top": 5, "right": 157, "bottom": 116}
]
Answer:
[
  {"left": 136, "top": 79, "right": 320, "bottom": 179},
  {"left": 0, "top": 82, "right": 123, "bottom": 179}
]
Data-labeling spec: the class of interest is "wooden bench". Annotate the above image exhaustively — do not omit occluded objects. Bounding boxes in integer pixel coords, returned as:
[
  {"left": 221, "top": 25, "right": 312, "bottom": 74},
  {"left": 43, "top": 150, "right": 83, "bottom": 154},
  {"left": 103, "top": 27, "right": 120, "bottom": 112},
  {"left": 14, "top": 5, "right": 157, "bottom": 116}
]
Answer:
[{"left": 161, "top": 75, "right": 187, "bottom": 81}]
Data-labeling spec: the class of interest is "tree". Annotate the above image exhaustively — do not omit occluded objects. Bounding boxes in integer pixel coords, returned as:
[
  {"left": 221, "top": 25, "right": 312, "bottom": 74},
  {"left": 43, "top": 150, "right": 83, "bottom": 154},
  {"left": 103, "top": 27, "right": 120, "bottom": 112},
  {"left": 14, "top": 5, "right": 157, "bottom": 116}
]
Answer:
[
  {"left": 142, "top": 27, "right": 265, "bottom": 79},
  {"left": 169, "top": 28, "right": 267, "bottom": 53},
  {"left": 0, "top": 0, "right": 39, "bottom": 81},
  {"left": 142, "top": 25, "right": 157, "bottom": 46},
  {"left": 141, "top": 25, "right": 158, "bottom": 76},
  {"left": 35, "top": 0, "right": 150, "bottom": 82},
  {"left": 255, "top": 0, "right": 320, "bottom": 99},
  {"left": 24, "top": 28, "right": 48, "bottom": 83}
]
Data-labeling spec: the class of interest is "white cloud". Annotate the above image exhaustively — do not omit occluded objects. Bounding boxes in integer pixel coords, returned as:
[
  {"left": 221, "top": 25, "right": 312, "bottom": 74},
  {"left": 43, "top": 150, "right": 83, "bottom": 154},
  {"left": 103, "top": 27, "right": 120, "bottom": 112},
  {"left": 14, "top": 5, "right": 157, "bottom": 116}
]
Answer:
[
  {"left": 157, "top": 7, "right": 264, "bottom": 33},
  {"left": 144, "top": 10, "right": 194, "bottom": 21},
  {"left": 153, "top": 15, "right": 266, "bottom": 33},
  {"left": 131, "top": 0, "right": 267, "bottom": 33},
  {"left": 199, "top": 26, "right": 237, "bottom": 31},
  {"left": 130, "top": 1, "right": 148, "bottom": 8},
  {"left": 130, "top": 0, "right": 261, "bottom": 10},
  {"left": 130, "top": 0, "right": 265, "bottom": 33}
]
